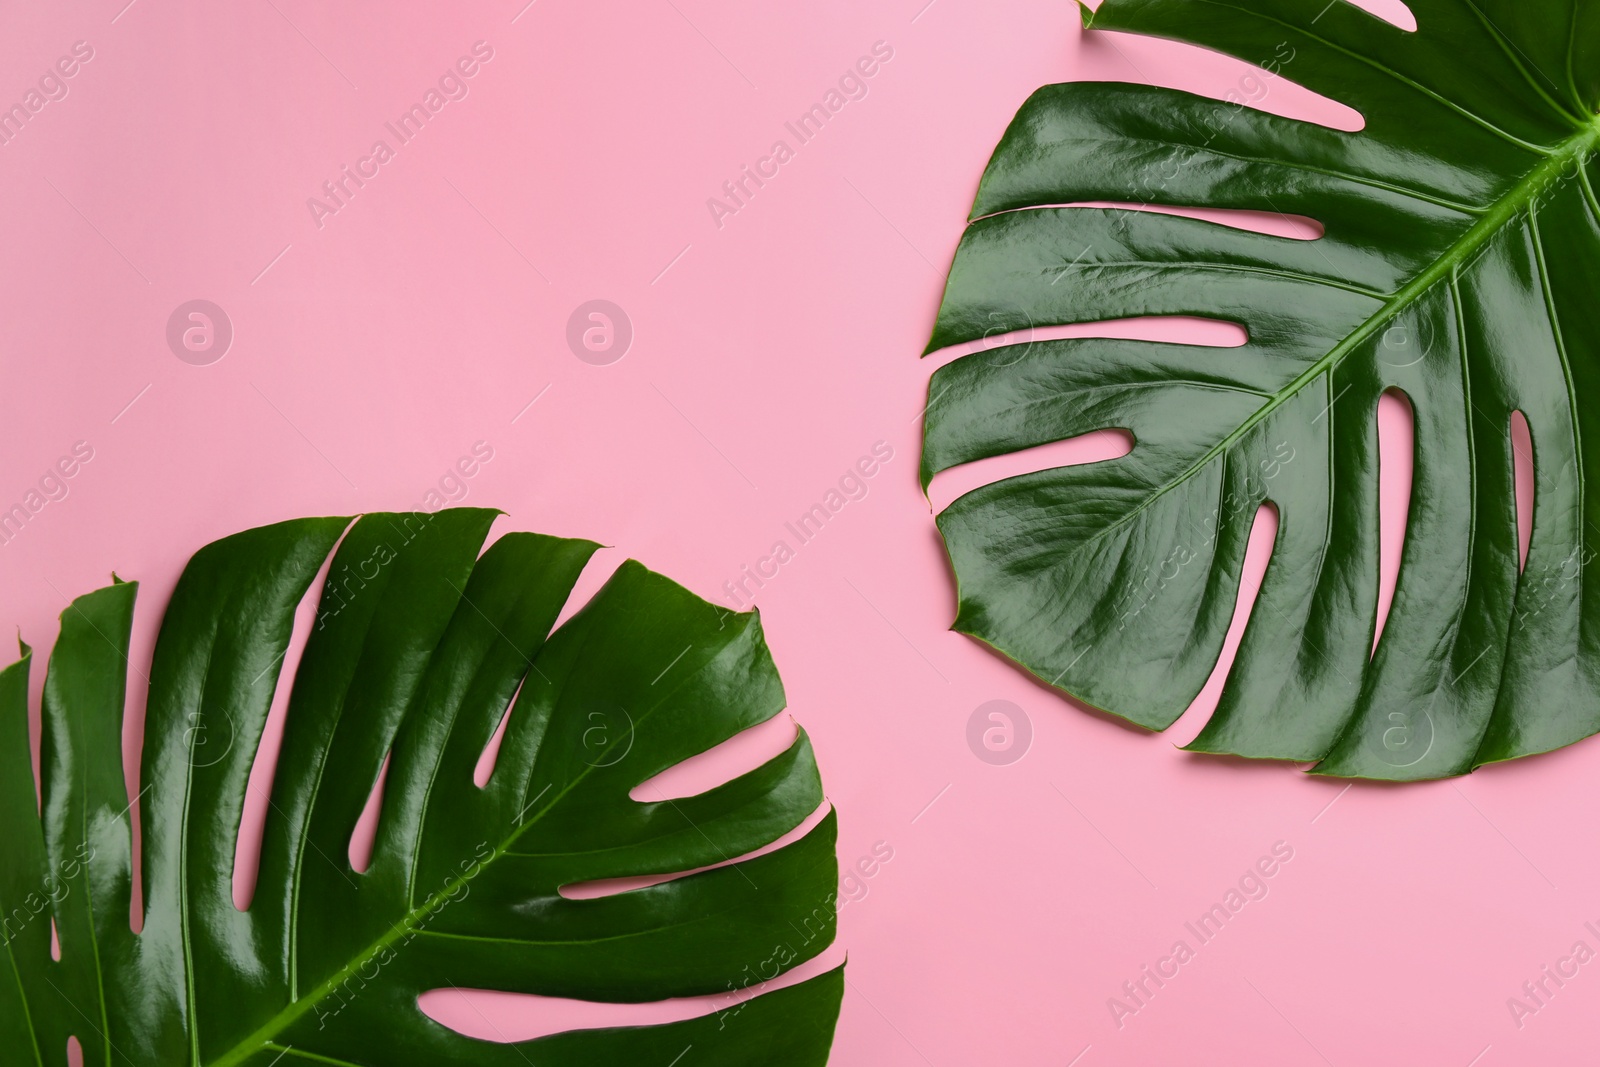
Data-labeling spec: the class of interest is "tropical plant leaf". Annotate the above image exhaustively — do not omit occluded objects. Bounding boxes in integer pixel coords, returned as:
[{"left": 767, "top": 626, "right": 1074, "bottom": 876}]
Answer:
[
  {"left": 0, "top": 510, "right": 842, "bottom": 1066},
  {"left": 922, "top": 0, "right": 1600, "bottom": 779}
]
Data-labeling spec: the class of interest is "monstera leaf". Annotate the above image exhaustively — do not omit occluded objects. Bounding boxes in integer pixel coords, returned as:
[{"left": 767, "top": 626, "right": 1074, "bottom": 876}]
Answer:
[
  {"left": 0, "top": 510, "right": 841, "bottom": 1065},
  {"left": 923, "top": 0, "right": 1600, "bottom": 779}
]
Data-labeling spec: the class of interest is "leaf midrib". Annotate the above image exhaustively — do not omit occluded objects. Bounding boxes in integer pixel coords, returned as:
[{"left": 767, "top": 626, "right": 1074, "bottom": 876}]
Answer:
[
  {"left": 1038, "top": 118, "right": 1600, "bottom": 561},
  {"left": 206, "top": 624, "right": 742, "bottom": 1067}
]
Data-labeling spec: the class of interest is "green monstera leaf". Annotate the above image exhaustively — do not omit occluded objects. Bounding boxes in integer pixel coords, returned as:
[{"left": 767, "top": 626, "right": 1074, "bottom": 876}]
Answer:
[
  {"left": 0, "top": 510, "right": 841, "bottom": 1066},
  {"left": 923, "top": 0, "right": 1600, "bottom": 779}
]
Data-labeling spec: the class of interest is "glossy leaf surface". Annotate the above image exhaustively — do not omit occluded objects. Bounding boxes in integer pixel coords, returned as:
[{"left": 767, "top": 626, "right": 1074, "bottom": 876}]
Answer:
[
  {"left": 923, "top": 0, "right": 1600, "bottom": 779},
  {"left": 0, "top": 510, "right": 841, "bottom": 1065}
]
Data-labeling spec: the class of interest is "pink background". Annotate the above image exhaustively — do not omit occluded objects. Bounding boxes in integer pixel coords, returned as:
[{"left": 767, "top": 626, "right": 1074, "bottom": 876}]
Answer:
[{"left": 1, "top": 0, "right": 1592, "bottom": 1063}]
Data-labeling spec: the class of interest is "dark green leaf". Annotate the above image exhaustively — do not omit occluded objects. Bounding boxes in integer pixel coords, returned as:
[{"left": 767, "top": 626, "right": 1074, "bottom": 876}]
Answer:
[
  {"left": 923, "top": 0, "right": 1600, "bottom": 779},
  {"left": 1, "top": 511, "right": 842, "bottom": 1065}
]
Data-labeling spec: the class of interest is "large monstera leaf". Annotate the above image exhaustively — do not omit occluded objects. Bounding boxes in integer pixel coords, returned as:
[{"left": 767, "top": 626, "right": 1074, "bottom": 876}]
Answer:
[
  {"left": 923, "top": 0, "right": 1600, "bottom": 779},
  {"left": 0, "top": 510, "right": 841, "bottom": 1066}
]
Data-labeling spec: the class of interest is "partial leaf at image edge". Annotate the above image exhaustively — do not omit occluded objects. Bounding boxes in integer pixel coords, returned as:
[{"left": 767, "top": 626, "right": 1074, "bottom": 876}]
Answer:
[
  {"left": 0, "top": 509, "right": 842, "bottom": 1066},
  {"left": 922, "top": 0, "right": 1600, "bottom": 779}
]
